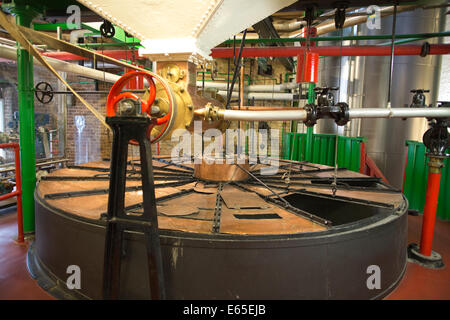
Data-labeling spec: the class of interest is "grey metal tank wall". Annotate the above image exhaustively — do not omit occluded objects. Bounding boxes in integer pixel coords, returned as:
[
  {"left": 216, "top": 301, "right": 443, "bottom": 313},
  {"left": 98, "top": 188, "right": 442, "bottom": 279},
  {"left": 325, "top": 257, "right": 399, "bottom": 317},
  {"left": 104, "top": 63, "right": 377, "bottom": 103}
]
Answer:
[
  {"left": 317, "top": 27, "right": 365, "bottom": 137},
  {"left": 317, "top": 29, "right": 346, "bottom": 135},
  {"left": 358, "top": 8, "right": 444, "bottom": 188}
]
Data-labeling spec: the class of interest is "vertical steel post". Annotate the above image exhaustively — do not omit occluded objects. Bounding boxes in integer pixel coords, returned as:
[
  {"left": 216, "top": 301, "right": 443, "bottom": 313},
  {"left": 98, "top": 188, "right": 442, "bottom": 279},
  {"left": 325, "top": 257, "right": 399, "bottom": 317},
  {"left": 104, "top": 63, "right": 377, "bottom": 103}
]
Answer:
[
  {"left": 305, "top": 83, "right": 315, "bottom": 161},
  {"left": 14, "top": 7, "right": 38, "bottom": 233}
]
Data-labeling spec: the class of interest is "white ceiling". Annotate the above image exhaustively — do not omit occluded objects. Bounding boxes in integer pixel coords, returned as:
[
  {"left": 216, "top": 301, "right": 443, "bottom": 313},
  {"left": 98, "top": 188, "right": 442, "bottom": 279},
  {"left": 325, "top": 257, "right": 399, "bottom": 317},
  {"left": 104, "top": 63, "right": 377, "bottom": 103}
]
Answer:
[{"left": 77, "top": 0, "right": 297, "bottom": 62}]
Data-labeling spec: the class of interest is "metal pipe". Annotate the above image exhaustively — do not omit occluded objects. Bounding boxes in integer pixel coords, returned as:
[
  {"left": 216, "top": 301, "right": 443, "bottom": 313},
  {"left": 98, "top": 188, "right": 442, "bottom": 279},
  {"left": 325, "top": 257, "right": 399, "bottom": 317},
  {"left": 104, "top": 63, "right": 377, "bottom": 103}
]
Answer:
[
  {"left": 211, "top": 44, "right": 450, "bottom": 58},
  {"left": 41, "top": 49, "right": 140, "bottom": 61},
  {"left": 314, "top": 5, "right": 418, "bottom": 36},
  {"left": 197, "top": 81, "right": 297, "bottom": 92},
  {"left": 218, "top": 90, "right": 296, "bottom": 101},
  {"left": 348, "top": 108, "right": 450, "bottom": 119},
  {"left": 223, "top": 31, "right": 450, "bottom": 45},
  {"left": 211, "top": 109, "right": 308, "bottom": 121},
  {"left": 419, "top": 158, "right": 443, "bottom": 256},
  {"left": 196, "top": 107, "right": 450, "bottom": 122},
  {"left": 272, "top": 19, "right": 305, "bottom": 32},
  {"left": 0, "top": 44, "right": 120, "bottom": 83},
  {"left": 231, "top": 106, "right": 301, "bottom": 110}
]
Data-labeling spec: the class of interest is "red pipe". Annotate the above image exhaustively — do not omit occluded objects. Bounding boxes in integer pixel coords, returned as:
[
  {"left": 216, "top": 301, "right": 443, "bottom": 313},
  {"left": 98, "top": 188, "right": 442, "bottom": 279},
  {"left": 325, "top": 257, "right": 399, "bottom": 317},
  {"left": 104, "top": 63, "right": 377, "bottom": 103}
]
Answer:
[
  {"left": 0, "top": 143, "right": 24, "bottom": 244},
  {"left": 211, "top": 44, "right": 450, "bottom": 58},
  {"left": 419, "top": 172, "right": 442, "bottom": 256},
  {"left": 41, "top": 50, "right": 141, "bottom": 61}
]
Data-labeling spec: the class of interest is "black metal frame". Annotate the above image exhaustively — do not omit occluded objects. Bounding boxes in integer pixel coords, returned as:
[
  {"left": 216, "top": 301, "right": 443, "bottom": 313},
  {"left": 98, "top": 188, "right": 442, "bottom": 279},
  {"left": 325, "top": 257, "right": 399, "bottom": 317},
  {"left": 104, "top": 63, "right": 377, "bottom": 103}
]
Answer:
[{"left": 102, "top": 116, "right": 165, "bottom": 300}]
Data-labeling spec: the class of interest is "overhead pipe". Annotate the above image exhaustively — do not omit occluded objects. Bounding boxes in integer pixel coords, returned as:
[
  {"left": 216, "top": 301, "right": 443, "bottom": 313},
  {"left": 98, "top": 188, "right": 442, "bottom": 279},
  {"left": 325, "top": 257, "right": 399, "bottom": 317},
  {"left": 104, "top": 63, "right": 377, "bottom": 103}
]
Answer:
[
  {"left": 210, "top": 44, "right": 450, "bottom": 58},
  {"left": 272, "top": 19, "right": 305, "bottom": 32},
  {"left": 232, "top": 5, "right": 419, "bottom": 40},
  {"left": 197, "top": 81, "right": 297, "bottom": 92},
  {"left": 217, "top": 90, "right": 296, "bottom": 101},
  {"left": 222, "top": 32, "right": 450, "bottom": 45},
  {"left": 314, "top": 5, "right": 419, "bottom": 36},
  {"left": 41, "top": 49, "right": 141, "bottom": 61},
  {"left": 0, "top": 43, "right": 120, "bottom": 83}
]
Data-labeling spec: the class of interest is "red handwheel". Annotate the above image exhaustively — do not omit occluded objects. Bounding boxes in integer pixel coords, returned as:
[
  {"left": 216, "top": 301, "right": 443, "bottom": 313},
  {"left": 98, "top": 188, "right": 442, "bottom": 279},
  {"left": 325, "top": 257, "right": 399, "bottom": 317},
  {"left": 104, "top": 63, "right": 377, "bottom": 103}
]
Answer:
[{"left": 106, "top": 70, "right": 175, "bottom": 143}]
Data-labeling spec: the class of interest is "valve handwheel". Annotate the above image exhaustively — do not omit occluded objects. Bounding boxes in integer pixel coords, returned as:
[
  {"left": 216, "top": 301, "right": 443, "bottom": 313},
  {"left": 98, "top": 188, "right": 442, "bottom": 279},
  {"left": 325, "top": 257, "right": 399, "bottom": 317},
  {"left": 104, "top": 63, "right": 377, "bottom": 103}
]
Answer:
[{"left": 106, "top": 70, "right": 176, "bottom": 143}]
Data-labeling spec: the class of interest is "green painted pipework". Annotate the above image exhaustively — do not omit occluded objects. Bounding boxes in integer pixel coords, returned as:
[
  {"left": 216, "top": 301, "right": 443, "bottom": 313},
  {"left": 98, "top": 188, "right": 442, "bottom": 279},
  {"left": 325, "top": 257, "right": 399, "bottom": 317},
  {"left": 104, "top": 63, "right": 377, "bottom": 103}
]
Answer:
[
  {"left": 378, "top": 37, "right": 431, "bottom": 46},
  {"left": 222, "top": 31, "right": 450, "bottom": 45},
  {"left": 15, "top": 6, "right": 39, "bottom": 233},
  {"left": 251, "top": 78, "right": 277, "bottom": 83},
  {"left": 284, "top": 72, "right": 296, "bottom": 83}
]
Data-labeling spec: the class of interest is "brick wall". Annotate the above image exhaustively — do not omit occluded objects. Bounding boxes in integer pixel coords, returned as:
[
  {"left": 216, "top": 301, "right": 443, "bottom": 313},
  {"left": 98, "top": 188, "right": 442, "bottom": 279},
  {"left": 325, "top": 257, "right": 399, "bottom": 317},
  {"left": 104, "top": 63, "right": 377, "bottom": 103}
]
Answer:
[
  {"left": 0, "top": 55, "right": 293, "bottom": 165},
  {"left": 0, "top": 60, "right": 114, "bottom": 165}
]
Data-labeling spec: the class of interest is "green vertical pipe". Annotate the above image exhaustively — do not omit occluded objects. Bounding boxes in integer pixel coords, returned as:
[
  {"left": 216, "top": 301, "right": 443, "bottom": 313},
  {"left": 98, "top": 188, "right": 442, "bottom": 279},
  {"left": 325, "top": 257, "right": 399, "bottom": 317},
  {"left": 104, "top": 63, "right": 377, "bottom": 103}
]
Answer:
[
  {"left": 15, "top": 8, "right": 37, "bottom": 233},
  {"left": 305, "top": 83, "right": 315, "bottom": 162}
]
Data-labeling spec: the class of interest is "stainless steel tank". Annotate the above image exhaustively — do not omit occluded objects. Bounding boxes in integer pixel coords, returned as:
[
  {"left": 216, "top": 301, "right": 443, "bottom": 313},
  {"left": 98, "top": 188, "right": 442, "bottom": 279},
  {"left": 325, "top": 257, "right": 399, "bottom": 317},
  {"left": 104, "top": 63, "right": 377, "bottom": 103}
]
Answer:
[
  {"left": 317, "top": 27, "right": 365, "bottom": 137},
  {"left": 356, "top": 7, "right": 445, "bottom": 188}
]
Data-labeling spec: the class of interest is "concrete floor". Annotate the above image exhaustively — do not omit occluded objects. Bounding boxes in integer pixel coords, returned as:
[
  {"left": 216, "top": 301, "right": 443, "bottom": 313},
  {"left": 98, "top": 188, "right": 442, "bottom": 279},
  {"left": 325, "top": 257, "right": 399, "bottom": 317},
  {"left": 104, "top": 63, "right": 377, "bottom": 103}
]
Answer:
[{"left": 0, "top": 208, "right": 449, "bottom": 300}]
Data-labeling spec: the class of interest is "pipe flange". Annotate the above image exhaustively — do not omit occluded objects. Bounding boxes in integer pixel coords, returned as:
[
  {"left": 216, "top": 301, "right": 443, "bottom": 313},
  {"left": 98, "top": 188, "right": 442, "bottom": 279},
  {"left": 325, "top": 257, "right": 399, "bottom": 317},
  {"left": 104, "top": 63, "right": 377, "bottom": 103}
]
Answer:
[
  {"left": 304, "top": 103, "right": 317, "bottom": 127},
  {"left": 335, "top": 102, "right": 350, "bottom": 126},
  {"left": 407, "top": 243, "right": 444, "bottom": 269},
  {"left": 202, "top": 103, "right": 221, "bottom": 122},
  {"left": 420, "top": 42, "right": 430, "bottom": 58}
]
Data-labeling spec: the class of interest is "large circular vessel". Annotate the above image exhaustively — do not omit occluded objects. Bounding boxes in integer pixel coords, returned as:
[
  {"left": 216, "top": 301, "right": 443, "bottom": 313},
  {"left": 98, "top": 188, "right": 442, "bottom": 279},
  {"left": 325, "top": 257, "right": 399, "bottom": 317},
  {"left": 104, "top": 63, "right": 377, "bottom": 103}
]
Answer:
[{"left": 28, "top": 156, "right": 407, "bottom": 299}]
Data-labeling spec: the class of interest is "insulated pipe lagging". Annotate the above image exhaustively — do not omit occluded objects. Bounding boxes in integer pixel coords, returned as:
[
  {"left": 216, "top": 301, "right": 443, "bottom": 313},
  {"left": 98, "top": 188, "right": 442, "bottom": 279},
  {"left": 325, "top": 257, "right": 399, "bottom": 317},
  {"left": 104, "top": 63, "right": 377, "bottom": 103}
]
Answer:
[
  {"left": 218, "top": 109, "right": 308, "bottom": 121},
  {"left": 348, "top": 108, "right": 450, "bottom": 119},
  {"left": 197, "top": 107, "right": 450, "bottom": 122},
  {"left": 197, "top": 81, "right": 297, "bottom": 92},
  {"left": 0, "top": 43, "right": 121, "bottom": 83},
  {"left": 218, "top": 90, "right": 296, "bottom": 101}
]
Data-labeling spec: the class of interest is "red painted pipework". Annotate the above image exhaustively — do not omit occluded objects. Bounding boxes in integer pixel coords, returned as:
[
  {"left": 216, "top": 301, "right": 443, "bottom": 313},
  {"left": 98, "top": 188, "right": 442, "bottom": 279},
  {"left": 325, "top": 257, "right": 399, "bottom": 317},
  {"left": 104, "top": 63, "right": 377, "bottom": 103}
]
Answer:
[
  {"left": 41, "top": 50, "right": 141, "bottom": 61},
  {"left": 0, "top": 143, "right": 24, "bottom": 244},
  {"left": 211, "top": 44, "right": 450, "bottom": 58},
  {"left": 419, "top": 172, "right": 442, "bottom": 256}
]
